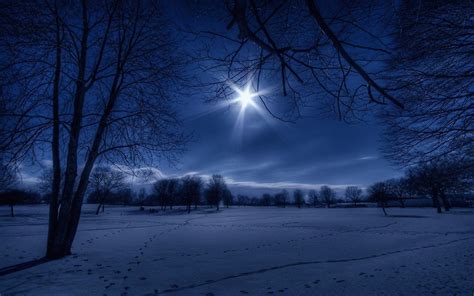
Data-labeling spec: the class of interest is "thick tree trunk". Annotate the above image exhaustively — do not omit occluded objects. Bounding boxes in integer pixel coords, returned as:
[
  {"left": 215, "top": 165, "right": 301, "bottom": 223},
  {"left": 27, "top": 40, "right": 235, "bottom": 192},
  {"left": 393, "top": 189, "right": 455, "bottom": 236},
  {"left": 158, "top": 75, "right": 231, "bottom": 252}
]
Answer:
[
  {"left": 47, "top": 2, "right": 62, "bottom": 257},
  {"left": 61, "top": 79, "right": 123, "bottom": 255},
  {"left": 47, "top": 1, "right": 90, "bottom": 260},
  {"left": 10, "top": 205, "right": 14, "bottom": 217}
]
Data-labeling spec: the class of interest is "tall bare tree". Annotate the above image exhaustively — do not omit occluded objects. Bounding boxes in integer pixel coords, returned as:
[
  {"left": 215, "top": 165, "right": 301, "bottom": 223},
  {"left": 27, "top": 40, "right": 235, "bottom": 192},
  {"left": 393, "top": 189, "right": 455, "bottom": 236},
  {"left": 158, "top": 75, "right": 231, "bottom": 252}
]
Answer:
[
  {"left": 320, "top": 185, "right": 335, "bottom": 208},
  {"left": 385, "top": 178, "right": 409, "bottom": 208},
  {"left": 204, "top": 174, "right": 227, "bottom": 211},
  {"left": 345, "top": 186, "right": 362, "bottom": 207},
  {"left": 0, "top": 1, "right": 187, "bottom": 259},
  {"left": 293, "top": 189, "right": 304, "bottom": 208},
  {"left": 181, "top": 175, "right": 202, "bottom": 213},
  {"left": 307, "top": 189, "right": 318, "bottom": 207},
  {"left": 405, "top": 160, "right": 473, "bottom": 213},
  {"left": 89, "top": 166, "right": 125, "bottom": 215},
  {"left": 368, "top": 182, "right": 391, "bottom": 216}
]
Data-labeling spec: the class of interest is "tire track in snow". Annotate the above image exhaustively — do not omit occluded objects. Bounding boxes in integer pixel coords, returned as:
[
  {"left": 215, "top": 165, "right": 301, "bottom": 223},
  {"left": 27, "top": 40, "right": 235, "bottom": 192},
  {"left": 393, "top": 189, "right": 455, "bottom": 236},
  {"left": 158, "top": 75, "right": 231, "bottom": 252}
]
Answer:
[{"left": 158, "top": 236, "right": 474, "bottom": 294}]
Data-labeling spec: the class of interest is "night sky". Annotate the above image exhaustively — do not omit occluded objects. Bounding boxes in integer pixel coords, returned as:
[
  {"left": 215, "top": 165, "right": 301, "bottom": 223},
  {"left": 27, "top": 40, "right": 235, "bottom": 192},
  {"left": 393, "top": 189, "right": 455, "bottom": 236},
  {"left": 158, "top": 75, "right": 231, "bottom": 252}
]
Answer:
[
  {"left": 157, "top": 2, "right": 402, "bottom": 195},
  {"left": 164, "top": 96, "right": 401, "bottom": 195}
]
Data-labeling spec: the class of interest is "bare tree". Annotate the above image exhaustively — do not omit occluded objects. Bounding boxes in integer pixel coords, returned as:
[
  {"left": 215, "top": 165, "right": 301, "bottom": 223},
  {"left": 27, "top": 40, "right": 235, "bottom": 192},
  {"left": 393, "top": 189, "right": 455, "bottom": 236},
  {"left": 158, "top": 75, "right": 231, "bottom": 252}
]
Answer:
[
  {"left": 137, "top": 188, "right": 147, "bottom": 207},
  {"left": 237, "top": 194, "right": 250, "bottom": 206},
  {"left": 293, "top": 189, "right": 304, "bottom": 208},
  {"left": 89, "top": 166, "right": 125, "bottom": 215},
  {"left": 204, "top": 174, "right": 227, "bottom": 211},
  {"left": 345, "top": 186, "right": 362, "bottom": 207},
  {"left": 181, "top": 175, "right": 202, "bottom": 213},
  {"left": 153, "top": 178, "right": 180, "bottom": 211},
  {"left": 320, "top": 186, "right": 335, "bottom": 208},
  {"left": 280, "top": 189, "right": 289, "bottom": 208},
  {"left": 385, "top": 178, "right": 409, "bottom": 208},
  {"left": 0, "top": 1, "right": 187, "bottom": 259},
  {"left": 368, "top": 182, "right": 391, "bottom": 216},
  {"left": 405, "top": 160, "right": 472, "bottom": 213},
  {"left": 223, "top": 188, "right": 233, "bottom": 208},
  {"left": 307, "top": 189, "right": 318, "bottom": 207}
]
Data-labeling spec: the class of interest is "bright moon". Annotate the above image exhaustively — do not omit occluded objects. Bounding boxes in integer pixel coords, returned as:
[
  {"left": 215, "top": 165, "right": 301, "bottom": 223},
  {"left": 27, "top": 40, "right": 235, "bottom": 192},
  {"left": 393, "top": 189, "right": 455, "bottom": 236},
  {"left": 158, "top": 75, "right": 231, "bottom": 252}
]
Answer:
[{"left": 234, "top": 84, "right": 259, "bottom": 110}]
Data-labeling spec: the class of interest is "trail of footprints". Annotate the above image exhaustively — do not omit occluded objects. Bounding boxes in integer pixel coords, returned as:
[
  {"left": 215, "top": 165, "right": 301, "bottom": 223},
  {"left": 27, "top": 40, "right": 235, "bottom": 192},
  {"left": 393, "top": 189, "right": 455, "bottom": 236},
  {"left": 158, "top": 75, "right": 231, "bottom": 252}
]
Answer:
[
  {"left": 174, "top": 222, "right": 398, "bottom": 259},
  {"left": 55, "top": 218, "right": 474, "bottom": 296}
]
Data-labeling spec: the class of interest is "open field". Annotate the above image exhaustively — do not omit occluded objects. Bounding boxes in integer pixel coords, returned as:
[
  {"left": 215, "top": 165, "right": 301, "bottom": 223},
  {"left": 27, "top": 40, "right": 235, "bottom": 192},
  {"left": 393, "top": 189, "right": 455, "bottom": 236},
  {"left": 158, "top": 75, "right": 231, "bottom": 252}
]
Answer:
[{"left": 1, "top": 205, "right": 473, "bottom": 295}]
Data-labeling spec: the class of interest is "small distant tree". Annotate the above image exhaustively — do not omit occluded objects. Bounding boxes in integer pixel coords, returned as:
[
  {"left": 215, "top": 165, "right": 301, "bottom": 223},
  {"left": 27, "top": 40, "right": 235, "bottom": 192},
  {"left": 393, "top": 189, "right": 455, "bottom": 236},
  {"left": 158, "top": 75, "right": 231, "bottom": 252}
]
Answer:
[
  {"left": 307, "top": 190, "right": 318, "bottom": 207},
  {"left": 181, "top": 175, "right": 203, "bottom": 213},
  {"left": 89, "top": 167, "right": 126, "bottom": 215},
  {"left": 204, "top": 174, "right": 227, "bottom": 210},
  {"left": 320, "top": 186, "right": 335, "bottom": 208},
  {"left": 259, "top": 193, "right": 273, "bottom": 207},
  {"left": 293, "top": 189, "right": 304, "bottom": 208},
  {"left": 368, "top": 182, "right": 392, "bottom": 216},
  {"left": 237, "top": 194, "right": 250, "bottom": 206},
  {"left": 137, "top": 188, "right": 147, "bottom": 207},
  {"left": 280, "top": 190, "right": 289, "bottom": 208},
  {"left": 167, "top": 179, "right": 180, "bottom": 210},
  {"left": 250, "top": 196, "right": 259, "bottom": 206},
  {"left": 345, "top": 186, "right": 363, "bottom": 207},
  {"left": 153, "top": 178, "right": 180, "bottom": 211},
  {"left": 115, "top": 188, "right": 134, "bottom": 206},
  {"left": 0, "top": 189, "right": 28, "bottom": 217},
  {"left": 223, "top": 189, "right": 233, "bottom": 208},
  {"left": 154, "top": 180, "right": 168, "bottom": 210},
  {"left": 385, "top": 178, "right": 409, "bottom": 208}
]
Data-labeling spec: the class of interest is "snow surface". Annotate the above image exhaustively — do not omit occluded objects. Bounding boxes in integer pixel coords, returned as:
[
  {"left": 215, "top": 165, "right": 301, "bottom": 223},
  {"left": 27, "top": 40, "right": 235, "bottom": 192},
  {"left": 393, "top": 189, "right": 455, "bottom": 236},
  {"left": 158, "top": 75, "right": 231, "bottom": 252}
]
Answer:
[{"left": 1, "top": 205, "right": 473, "bottom": 295}]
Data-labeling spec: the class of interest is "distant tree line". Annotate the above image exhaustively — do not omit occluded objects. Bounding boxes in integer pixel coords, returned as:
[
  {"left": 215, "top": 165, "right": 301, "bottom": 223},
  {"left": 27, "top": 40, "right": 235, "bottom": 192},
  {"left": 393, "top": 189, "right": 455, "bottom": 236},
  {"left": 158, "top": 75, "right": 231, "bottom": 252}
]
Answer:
[
  {"left": 146, "top": 174, "right": 232, "bottom": 212},
  {"left": 2, "top": 159, "right": 472, "bottom": 218},
  {"left": 367, "top": 159, "right": 473, "bottom": 215}
]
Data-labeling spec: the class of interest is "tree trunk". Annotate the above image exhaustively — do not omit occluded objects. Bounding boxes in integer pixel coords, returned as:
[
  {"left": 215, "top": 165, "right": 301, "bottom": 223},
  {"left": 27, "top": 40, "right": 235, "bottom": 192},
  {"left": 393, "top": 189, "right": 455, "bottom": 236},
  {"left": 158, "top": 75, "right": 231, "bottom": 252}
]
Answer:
[
  {"left": 432, "top": 192, "right": 442, "bottom": 213},
  {"left": 10, "top": 204, "right": 14, "bottom": 217},
  {"left": 381, "top": 204, "right": 387, "bottom": 216},
  {"left": 102, "top": 203, "right": 105, "bottom": 212},
  {"left": 95, "top": 203, "right": 102, "bottom": 215},
  {"left": 47, "top": 1, "right": 62, "bottom": 258},
  {"left": 46, "top": 1, "right": 90, "bottom": 260},
  {"left": 440, "top": 192, "right": 450, "bottom": 211},
  {"left": 399, "top": 198, "right": 405, "bottom": 208}
]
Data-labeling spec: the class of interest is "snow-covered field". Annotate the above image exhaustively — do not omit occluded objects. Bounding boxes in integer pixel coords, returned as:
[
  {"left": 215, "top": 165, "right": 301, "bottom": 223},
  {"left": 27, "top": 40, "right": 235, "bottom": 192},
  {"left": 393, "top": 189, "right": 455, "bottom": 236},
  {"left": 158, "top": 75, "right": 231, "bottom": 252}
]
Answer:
[{"left": 1, "top": 205, "right": 473, "bottom": 296}]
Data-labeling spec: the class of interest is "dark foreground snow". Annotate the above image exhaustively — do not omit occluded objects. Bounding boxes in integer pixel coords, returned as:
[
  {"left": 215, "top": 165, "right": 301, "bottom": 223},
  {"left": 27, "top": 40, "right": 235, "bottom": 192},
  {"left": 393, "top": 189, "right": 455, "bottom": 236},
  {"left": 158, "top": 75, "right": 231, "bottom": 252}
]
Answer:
[{"left": 0, "top": 205, "right": 473, "bottom": 295}]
